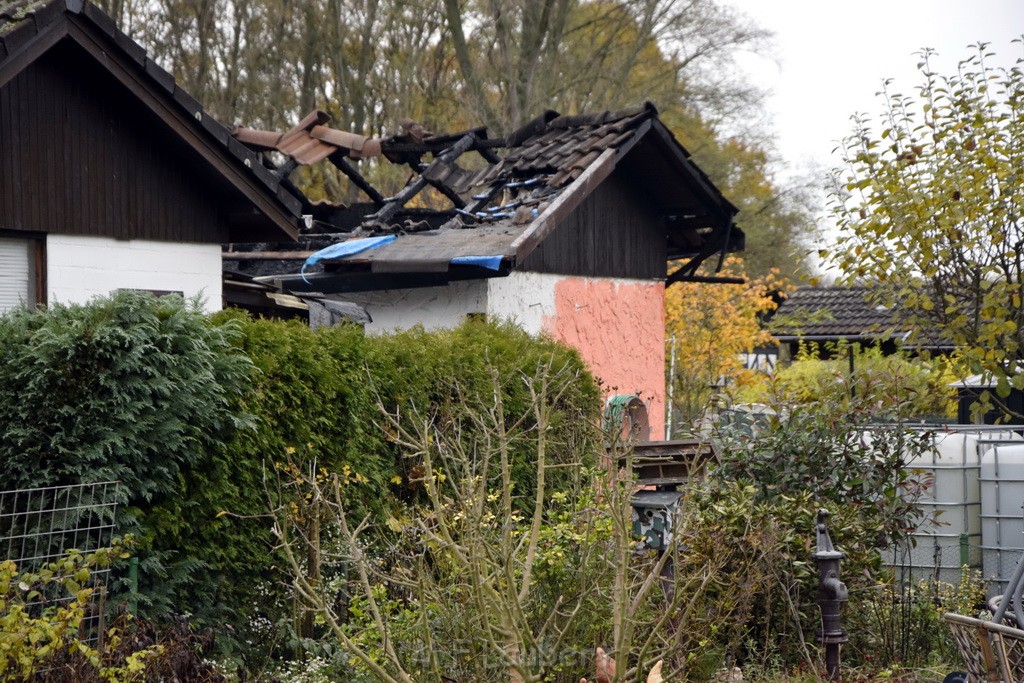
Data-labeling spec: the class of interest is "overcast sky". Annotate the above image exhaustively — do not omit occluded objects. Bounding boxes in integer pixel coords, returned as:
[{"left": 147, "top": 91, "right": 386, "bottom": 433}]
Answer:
[
  {"left": 717, "top": 0, "right": 1023, "bottom": 270},
  {"left": 723, "top": 0, "right": 1023, "bottom": 177}
]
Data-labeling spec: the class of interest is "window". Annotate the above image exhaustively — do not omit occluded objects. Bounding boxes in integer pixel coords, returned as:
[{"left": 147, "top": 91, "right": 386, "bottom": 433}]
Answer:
[{"left": 0, "top": 236, "right": 43, "bottom": 313}]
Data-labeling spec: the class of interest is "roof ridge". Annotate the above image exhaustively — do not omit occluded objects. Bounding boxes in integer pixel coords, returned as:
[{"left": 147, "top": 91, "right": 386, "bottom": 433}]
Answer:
[
  {"left": 546, "top": 101, "right": 656, "bottom": 131},
  {"left": 0, "top": 0, "right": 304, "bottom": 229}
]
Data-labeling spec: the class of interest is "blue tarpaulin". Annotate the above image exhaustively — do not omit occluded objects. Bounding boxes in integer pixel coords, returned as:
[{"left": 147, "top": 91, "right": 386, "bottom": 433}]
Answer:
[
  {"left": 450, "top": 255, "right": 503, "bottom": 271},
  {"left": 301, "top": 235, "right": 397, "bottom": 282}
]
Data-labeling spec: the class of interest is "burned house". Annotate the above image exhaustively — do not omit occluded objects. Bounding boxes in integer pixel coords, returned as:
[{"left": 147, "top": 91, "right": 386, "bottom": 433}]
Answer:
[
  {"left": 224, "top": 104, "right": 743, "bottom": 437},
  {"left": 0, "top": 0, "right": 745, "bottom": 439}
]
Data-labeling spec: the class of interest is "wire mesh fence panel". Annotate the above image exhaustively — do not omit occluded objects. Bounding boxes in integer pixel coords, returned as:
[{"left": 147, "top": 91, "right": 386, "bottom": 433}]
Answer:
[
  {"left": 0, "top": 481, "right": 121, "bottom": 645},
  {"left": 888, "top": 536, "right": 984, "bottom": 587}
]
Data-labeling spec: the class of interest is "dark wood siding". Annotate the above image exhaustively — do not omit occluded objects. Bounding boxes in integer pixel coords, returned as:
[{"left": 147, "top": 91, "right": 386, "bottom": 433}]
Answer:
[
  {"left": 519, "top": 170, "right": 666, "bottom": 279},
  {"left": 0, "top": 39, "right": 230, "bottom": 243}
]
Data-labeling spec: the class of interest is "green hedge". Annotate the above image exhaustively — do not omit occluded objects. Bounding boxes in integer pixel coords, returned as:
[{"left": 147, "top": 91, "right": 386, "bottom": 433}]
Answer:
[
  {"left": 0, "top": 292, "right": 252, "bottom": 618},
  {"left": 0, "top": 294, "right": 601, "bottom": 644}
]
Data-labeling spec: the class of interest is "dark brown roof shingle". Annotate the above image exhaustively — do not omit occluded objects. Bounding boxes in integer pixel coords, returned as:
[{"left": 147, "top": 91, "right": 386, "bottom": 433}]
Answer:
[{"left": 772, "top": 286, "right": 902, "bottom": 339}]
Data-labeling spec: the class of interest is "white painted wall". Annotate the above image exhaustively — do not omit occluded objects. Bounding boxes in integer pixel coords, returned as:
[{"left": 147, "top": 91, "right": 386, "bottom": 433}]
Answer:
[
  {"left": 330, "top": 280, "right": 488, "bottom": 334},
  {"left": 46, "top": 235, "right": 222, "bottom": 313},
  {"left": 485, "top": 271, "right": 558, "bottom": 335}
]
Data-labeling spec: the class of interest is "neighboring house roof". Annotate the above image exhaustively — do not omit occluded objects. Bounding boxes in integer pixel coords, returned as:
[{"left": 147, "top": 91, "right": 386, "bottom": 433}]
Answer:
[
  {"left": 771, "top": 285, "right": 955, "bottom": 351},
  {"left": 0, "top": 0, "right": 302, "bottom": 242},
  {"left": 772, "top": 286, "right": 898, "bottom": 341},
  {"left": 225, "top": 103, "right": 744, "bottom": 294}
]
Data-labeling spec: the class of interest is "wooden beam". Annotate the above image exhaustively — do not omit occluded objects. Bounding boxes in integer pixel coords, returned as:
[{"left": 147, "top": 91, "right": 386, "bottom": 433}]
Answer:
[
  {"left": 224, "top": 251, "right": 315, "bottom": 260},
  {"left": 666, "top": 271, "right": 745, "bottom": 286},
  {"left": 510, "top": 147, "right": 617, "bottom": 261},
  {"left": 259, "top": 270, "right": 453, "bottom": 294},
  {"left": 365, "top": 133, "right": 476, "bottom": 226},
  {"left": 327, "top": 152, "right": 385, "bottom": 205}
]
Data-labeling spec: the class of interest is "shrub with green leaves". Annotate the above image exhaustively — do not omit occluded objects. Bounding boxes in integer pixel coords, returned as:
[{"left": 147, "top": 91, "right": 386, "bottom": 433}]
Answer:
[
  {"left": 844, "top": 570, "right": 985, "bottom": 672},
  {"left": 270, "top": 360, "right": 755, "bottom": 682},
  {"left": 0, "top": 292, "right": 252, "bottom": 620},
  {"left": 696, "top": 381, "right": 937, "bottom": 669},
  {"left": 214, "top": 317, "right": 603, "bottom": 662},
  {"left": 740, "top": 342, "right": 957, "bottom": 420},
  {"left": 361, "top": 321, "right": 603, "bottom": 498},
  {"left": 0, "top": 296, "right": 602, "bottom": 656},
  {"left": 0, "top": 546, "right": 159, "bottom": 681}
]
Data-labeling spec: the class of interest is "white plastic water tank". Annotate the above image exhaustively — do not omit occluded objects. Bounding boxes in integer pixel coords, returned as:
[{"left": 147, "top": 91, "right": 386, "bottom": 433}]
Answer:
[
  {"left": 981, "top": 444, "right": 1024, "bottom": 595},
  {"left": 890, "top": 426, "right": 1023, "bottom": 585}
]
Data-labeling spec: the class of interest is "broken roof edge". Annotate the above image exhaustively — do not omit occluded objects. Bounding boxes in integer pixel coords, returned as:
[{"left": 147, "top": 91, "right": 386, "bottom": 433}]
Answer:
[
  {"left": 224, "top": 99, "right": 742, "bottom": 282},
  {"left": 0, "top": 0, "right": 305, "bottom": 242},
  {"left": 509, "top": 147, "right": 619, "bottom": 262},
  {"left": 255, "top": 260, "right": 512, "bottom": 295}
]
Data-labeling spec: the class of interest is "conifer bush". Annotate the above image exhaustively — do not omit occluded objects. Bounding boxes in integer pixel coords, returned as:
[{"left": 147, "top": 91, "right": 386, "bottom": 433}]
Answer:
[
  {"left": 0, "top": 291, "right": 250, "bottom": 499},
  {"left": 0, "top": 292, "right": 252, "bottom": 620}
]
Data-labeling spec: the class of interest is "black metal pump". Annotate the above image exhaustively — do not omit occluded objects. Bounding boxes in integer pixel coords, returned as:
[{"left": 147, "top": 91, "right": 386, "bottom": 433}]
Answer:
[{"left": 814, "top": 509, "right": 849, "bottom": 681}]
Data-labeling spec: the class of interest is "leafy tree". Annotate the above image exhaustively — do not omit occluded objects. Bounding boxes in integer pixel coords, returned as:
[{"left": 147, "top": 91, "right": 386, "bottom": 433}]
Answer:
[
  {"left": 828, "top": 43, "right": 1024, "bottom": 417},
  {"left": 441, "top": 0, "right": 766, "bottom": 133},
  {"left": 664, "top": 256, "right": 784, "bottom": 432}
]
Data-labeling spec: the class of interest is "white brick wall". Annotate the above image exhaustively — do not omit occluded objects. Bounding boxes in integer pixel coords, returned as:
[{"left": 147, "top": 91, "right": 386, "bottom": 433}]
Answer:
[{"left": 46, "top": 235, "right": 222, "bottom": 313}]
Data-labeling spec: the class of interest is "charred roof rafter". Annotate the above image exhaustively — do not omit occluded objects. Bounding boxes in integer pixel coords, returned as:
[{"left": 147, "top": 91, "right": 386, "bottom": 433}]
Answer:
[{"left": 228, "top": 101, "right": 744, "bottom": 285}]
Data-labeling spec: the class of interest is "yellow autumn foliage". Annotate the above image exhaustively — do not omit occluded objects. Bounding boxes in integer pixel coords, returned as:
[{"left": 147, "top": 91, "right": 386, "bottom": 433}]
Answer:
[{"left": 665, "top": 257, "right": 786, "bottom": 431}]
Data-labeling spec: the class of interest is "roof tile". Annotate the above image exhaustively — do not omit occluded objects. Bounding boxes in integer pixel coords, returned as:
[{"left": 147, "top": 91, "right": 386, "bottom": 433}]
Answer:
[
  {"left": 226, "top": 136, "right": 255, "bottom": 164},
  {"left": 772, "top": 287, "right": 899, "bottom": 338},
  {"left": 172, "top": 84, "right": 202, "bottom": 118},
  {"left": 250, "top": 159, "right": 278, "bottom": 187},
  {"left": 28, "top": 0, "right": 60, "bottom": 27},
  {"left": 0, "top": 0, "right": 46, "bottom": 32},
  {"left": 115, "top": 27, "right": 146, "bottom": 65},
  {"left": 0, "top": 16, "right": 37, "bottom": 53},
  {"left": 200, "top": 115, "right": 231, "bottom": 145},
  {"left": 571, "top": 150, "right": 601, "bottom": 170}
]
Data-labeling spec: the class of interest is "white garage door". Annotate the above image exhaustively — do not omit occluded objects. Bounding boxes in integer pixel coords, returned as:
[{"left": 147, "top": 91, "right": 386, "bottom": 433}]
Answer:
[{"left": 0, "top": 237, "right": 36, "bottom": 314}]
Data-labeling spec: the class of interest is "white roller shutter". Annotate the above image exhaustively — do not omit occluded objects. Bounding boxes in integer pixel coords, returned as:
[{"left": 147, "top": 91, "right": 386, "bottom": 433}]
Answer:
[{"left": 0, "top": 238, "right": 36, "bottom": 313}]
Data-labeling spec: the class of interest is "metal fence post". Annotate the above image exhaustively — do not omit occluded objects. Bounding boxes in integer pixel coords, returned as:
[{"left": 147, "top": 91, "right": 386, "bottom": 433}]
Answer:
[{"left": 129, "top": 556, "right": 139, "bottom": 616}]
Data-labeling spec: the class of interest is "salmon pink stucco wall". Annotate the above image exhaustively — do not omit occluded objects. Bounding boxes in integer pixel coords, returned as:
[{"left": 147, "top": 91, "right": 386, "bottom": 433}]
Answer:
[{"left": 542, "top": 277, "right": 666, "bottom": 439}]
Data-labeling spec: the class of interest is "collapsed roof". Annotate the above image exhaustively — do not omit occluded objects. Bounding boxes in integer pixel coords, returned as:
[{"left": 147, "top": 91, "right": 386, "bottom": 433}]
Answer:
[{"left": 225, "top": 102, "right": 744, "bottom": 293}]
